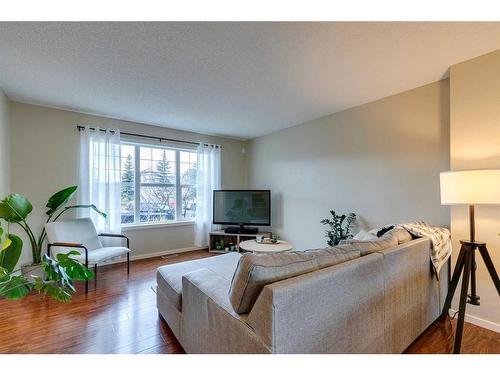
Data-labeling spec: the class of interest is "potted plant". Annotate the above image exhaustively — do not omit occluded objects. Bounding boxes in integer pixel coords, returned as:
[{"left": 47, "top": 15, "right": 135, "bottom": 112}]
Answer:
[
  {"left": 320, "top": 210, "right": 356, "bottom": 246},
  {"left": 0, "top": 186, "right": 105, "bottom": 276},
  {"left": 0, "top": 221, "right": 94, "bottom": 301}
]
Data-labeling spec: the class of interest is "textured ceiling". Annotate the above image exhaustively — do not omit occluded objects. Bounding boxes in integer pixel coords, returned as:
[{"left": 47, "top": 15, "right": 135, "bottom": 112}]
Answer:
[{"left": 1, "top": 22, "right": 500, "bottom": 139}]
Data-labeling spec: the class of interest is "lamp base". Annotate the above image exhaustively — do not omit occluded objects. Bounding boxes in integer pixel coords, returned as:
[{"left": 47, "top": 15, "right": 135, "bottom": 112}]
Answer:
[
  {"left": 467, "top": 294, "right": 480, "bottom": 306},
  {"left": 440, "top": 241, "right": 500, "bottom": 353}
]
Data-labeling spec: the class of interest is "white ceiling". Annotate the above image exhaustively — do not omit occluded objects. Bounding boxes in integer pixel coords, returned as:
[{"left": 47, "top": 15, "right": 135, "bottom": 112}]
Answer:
[{"left": 1, "top": 22, "right": 500, "bottom": 140}]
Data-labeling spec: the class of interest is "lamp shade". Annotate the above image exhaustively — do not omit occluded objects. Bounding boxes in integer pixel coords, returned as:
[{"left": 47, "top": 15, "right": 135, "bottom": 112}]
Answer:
[{"left": 440, "top": 169, "right": 500, "bottom": 205}]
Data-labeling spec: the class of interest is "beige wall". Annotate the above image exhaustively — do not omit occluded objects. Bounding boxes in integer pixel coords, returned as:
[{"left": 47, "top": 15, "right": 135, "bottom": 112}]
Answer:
[
  {"left": 449, "top": 50, "right": 500, "bottom": 328},
  {"left": 246, "top": 80, "right": 450, "bottom": 251},
  {"left": 9, "top": 102, "right": 247, "bottom": 265},
  {"left": 0, "top": 89, "right": 9, "bottom": 197}
]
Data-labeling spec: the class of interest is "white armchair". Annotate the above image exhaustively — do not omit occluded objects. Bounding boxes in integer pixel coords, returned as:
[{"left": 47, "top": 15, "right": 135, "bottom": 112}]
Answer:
[{"left": 45, "top": 218, "right": 131, "bottom": 293}]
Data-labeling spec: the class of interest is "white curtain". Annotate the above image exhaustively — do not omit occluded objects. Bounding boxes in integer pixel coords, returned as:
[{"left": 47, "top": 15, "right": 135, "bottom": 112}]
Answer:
[
  {"left": 79, "top": 126, "right": 122, "bottom": 233},
  {"left": 195, "top": 144, "right": 221, "bottom": 247}
]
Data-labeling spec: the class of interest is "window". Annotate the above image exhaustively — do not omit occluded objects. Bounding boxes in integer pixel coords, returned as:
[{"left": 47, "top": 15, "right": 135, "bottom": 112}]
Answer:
[{"left": 120, "top": 142, "right": 197, "bottom": 226}]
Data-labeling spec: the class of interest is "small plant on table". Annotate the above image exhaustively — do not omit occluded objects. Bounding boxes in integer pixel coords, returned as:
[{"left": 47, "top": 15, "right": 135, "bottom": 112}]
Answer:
[{"left": 320, "top": 211, "right": 356, "bottom": 246}]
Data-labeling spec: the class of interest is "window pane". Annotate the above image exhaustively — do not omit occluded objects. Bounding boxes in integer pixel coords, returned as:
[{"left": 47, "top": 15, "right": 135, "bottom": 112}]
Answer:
[
  {"left": 140, "top": 146, "right": 176, "bottom": 183},
  {"left": 152, "top": 148, "right": 175, "bottom": 161},
  {"left": 140, "top": 146, "right": 152, "bottom": 160},
  {"left": 180, "top": 151, "right": 191, "bottom": 163},
  {"left": 120, "top": 145, "right": 135, "bottom": 224},
  {"left": 140, "top": 186, "right": 176, "bottom": 222},
  {"left": 181, "top": 186, "right": 197, "bottom": 219},
  {"left": 180, "top": 151, "right": 197, "bottom": 185}
]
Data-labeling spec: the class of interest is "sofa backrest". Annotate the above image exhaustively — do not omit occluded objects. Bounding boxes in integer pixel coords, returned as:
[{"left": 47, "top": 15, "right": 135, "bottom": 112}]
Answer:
[
  {"left": 45, "top": 217, "right": 103, "bottom": 253},
  {"left": 229, "top": 246, "right": 360, "bottom": 314},
  {"left": 229, "top": 228, "right": 412, "bottom": 315},
  {"left": 247, "top": 252, "right": 386, "bottom": 353}
]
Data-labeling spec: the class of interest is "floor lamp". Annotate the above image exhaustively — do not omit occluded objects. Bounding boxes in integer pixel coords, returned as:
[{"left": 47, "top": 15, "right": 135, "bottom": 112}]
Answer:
[{"left": 439, "top": 169, "right": 500, "bottom": 354}]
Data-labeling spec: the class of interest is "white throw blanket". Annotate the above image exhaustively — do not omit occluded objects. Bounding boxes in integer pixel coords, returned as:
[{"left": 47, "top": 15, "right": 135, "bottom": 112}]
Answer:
[{"left": 397, "top": 222, "right": 452, "bottom": 276}]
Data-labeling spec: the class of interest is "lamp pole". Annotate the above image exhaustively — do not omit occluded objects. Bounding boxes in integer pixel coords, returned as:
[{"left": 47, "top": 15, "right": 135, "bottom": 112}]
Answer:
[{"left": 468, "top": 204, "right": 475, "bottom": 242}]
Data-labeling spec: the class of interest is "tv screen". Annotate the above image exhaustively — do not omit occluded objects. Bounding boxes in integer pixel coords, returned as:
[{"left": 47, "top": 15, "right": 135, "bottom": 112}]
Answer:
[{"left": 213, "top": 190, "right": 270, "bottom": 226}]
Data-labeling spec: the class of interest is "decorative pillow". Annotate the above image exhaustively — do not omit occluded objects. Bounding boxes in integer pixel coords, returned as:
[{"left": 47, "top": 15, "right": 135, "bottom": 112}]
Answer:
[
  {"left": 376, "top": 225, "right": 395, "bottom": 237},
  {"left": 341, "top": 227, "right": 413, "bottom": 255},
  {"left": 368, "top": 224, "right": 395, "bottom": 236},
  {"left": 388, "top": 227, "right": 413, "bottom": 244},
  {"left": 229, "top": 247, "right": 360, "bottom": 314},
  {"left": 353, "top": 230, "right": 378, "bottom": 241}
]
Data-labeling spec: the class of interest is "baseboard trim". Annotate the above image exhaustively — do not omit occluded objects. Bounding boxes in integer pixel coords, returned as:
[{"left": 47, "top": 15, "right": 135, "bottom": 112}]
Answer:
[
  {"left": 449, "top": 308, "right": 500, "bottom": 333},
  {"left": 98, "top": 246, "right": 207, "bottom": 266}
]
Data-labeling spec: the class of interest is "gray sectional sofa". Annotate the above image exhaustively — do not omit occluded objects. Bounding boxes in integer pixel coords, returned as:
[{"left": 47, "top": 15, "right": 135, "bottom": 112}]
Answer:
[{"left": 156, "top": 229, "right": 448, "bottom": 353}]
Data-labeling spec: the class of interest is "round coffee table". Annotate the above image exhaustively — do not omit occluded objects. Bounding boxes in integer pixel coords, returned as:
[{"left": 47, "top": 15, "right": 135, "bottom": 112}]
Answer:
[{"left": 239, "top": 239, "right": 293, "bottom": 254}]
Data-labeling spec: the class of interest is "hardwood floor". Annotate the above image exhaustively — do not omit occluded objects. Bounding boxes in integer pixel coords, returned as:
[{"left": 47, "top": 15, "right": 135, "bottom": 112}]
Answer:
[
  {"left": 0, "top": 250, "right": 498, "bottom": 354},
  {"left": 405, "top": 318, "right": 500, "bottom": 354}
]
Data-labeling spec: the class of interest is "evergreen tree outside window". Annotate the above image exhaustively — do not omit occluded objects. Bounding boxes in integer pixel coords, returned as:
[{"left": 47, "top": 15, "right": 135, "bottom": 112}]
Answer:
[{"left": 120, "top": 145, "right": 135, "bottom": 224}]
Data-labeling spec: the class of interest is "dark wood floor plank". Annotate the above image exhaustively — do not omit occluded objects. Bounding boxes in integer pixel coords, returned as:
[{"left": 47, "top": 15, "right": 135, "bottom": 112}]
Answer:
[
  {"left": 0, "top": 249, "right": 498, "bottom": 354},
  {"left": 405, "top": 317, "right": 500, "bottom": 354}
]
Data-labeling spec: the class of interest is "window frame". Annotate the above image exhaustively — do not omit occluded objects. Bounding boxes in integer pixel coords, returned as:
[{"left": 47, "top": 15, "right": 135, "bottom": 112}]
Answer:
[{"left": 120, "top": 140, "right": 197, "bottom": 228}]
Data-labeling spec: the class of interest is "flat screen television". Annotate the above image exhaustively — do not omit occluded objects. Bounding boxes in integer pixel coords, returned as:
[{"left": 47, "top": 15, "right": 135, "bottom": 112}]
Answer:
[{"left": 213, "top": 190, "right": 271, "bottom": 228}]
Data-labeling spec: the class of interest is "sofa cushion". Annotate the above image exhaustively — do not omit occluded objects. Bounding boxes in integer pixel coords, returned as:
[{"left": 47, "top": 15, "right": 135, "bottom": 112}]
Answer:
[
  {"left": 229, "top": 246, "right": 360, "bottom": 314},
  {"left": 157, "top": 252, "right": 241, "bottom": 311},
  {"left": 66, "top": 246, "right": 130, "bottom": 265},
  {"left": 340, "top": 228, "right": 411, "bottom": 255}
]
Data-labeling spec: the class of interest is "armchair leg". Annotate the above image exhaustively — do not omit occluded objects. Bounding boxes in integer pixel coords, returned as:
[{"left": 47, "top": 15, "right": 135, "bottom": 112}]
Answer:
[
  {"left": 85, "top": 255, "right": 89, "bottom": 294},
  {"left": 127, "top": 252, "right": 130, "bottom": 274},
  {"left": 94, "top": 264, "right": 97, "bottom": 289}
]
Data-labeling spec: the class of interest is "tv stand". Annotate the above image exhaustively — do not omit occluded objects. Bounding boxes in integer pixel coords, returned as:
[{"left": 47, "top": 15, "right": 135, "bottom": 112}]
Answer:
[
  {"left": 209, "top": 230, "right": 272, "bottom": 253},
  {"left": 224, "top": 226, "right": 258, "bottom": 234}
]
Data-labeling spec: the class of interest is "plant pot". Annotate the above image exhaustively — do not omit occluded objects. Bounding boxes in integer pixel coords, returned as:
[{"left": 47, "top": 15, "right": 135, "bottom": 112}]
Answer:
[{"left": 21, "top": 263, "right": 44, "bottom": 282}]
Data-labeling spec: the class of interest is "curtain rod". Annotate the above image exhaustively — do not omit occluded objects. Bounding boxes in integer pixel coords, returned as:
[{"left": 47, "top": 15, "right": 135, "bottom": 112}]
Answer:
[{"left": 76, "top": 126, "right": 221, "bottom": 148}]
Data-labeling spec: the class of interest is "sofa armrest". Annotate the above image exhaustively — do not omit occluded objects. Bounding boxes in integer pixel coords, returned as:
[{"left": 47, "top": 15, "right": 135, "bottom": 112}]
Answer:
[
  {"left": 181, "top": 268, "right": 270, "bottom": 353},
  {"left": 247, "top": 252, "right": 386, "bottom": 353}
]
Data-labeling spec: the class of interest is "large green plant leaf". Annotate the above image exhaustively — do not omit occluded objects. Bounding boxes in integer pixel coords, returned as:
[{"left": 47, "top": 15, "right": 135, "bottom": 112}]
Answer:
[
  {"left": 56, "top": 251, "right": 95, "bottom": 281},
  {"left": 45, "top": 186, "right": 78, "bottom": 215},
  {"left": 2, "top": 237, "right": 12, "bottom": 250},
  {"left": 51, "top": 204, "right": 107, "bottom": 223},
  {"left": 0, "top": 234, "right": 23, "bottom": 273},
  {"left": 64, "top": 204, "right": 107, "bottom": 218},
  {"left": 0, "top": 226, "right": 12, "bottom": 250},
  {"left": 42, "top": 283, "right": 72, "bottom": 302},
  {"left": 42, "top": 254, "right": 75, "bottom": 291},
  {"left": 0, "top": 194, "right": 33, "bottom": 222},
  {"left": 0, "top": 275, "right": 31, "bottom": 299},
  {"left": 0, "top": 266, "right": 8, "bottom": 281},
  {"left": 32, "top": 276, "right": 72, "bottom": 302}
]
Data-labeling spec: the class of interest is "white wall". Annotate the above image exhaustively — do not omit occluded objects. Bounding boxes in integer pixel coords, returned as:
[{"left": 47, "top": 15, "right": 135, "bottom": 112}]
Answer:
[
  {"left": 246, "top": 80, "right": 450, "bottom": 251},
  {"left": 9, "top": 102, "right": 247, "bottom": 265},
  {"left": 449, "top": 50, "right": 500, "bottom": 329},
  {"left": 0, "top": 89, "right": 9, "bottom": 197}
]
